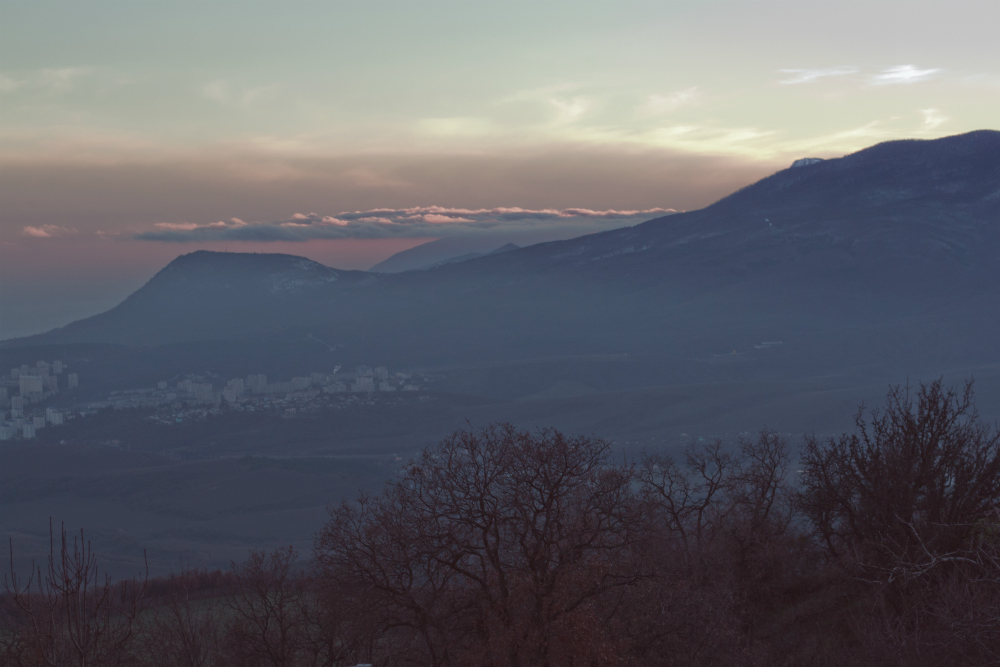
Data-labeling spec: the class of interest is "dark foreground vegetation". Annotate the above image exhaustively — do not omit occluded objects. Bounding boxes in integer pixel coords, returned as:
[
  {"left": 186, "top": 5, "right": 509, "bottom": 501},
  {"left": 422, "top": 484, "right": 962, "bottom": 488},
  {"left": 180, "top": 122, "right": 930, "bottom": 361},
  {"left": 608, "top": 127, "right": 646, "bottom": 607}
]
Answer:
[{"left": 3, "top": 380, "right": 999, "bottom": 667}]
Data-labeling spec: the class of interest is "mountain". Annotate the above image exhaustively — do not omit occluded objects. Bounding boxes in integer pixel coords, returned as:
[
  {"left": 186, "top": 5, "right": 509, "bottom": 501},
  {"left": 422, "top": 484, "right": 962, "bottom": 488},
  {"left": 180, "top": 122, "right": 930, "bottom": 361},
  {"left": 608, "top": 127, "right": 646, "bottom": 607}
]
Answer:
[
  {"left": 8, "top": 251, "right": 372, "bottom": 347},
  {"left": 368, "top": 237, "right": 502, "bottom": 273},
  {"left": 6, "top": 131, "right": 999, "bottom": 390},
  {"left": 456, "top": 129, "right": 999, "bottom": 280},
  {"left": 370, "top": 240, "right": 522, "bottom": 273}
]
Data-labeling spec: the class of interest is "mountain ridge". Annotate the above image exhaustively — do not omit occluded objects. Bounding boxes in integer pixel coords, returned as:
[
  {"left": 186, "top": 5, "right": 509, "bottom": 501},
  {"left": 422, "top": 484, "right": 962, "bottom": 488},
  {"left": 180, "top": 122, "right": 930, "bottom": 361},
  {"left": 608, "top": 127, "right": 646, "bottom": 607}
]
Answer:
[{"left": 5, "top": 130, "right": 998, "bottom": 369}]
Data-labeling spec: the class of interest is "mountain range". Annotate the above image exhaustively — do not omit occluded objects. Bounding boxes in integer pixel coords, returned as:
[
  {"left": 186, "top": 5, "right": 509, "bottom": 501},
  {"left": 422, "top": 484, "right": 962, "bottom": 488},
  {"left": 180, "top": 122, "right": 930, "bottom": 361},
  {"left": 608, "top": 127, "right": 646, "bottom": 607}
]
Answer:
[
  {"left": 4, "top": 130, "right": 997, "bottom": 579},
  {"left": 4, "top": 130, "right": 999, "bottom": 400}
]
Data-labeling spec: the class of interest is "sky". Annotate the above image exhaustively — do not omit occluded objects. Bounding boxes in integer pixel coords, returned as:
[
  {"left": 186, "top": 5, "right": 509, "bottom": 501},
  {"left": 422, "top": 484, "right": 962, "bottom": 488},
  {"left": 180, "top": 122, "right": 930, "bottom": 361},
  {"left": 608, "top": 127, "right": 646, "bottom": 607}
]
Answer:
[{"left": 1, "top": 0, "right": 997, "bottom": 338}]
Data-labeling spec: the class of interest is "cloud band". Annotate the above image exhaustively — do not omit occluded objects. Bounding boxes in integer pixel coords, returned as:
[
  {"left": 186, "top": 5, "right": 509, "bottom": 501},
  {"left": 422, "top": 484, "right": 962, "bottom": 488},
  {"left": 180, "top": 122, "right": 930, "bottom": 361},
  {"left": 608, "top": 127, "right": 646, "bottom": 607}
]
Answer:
[{"left": 132, "top": 206, "right": 675, "bottom": 243}]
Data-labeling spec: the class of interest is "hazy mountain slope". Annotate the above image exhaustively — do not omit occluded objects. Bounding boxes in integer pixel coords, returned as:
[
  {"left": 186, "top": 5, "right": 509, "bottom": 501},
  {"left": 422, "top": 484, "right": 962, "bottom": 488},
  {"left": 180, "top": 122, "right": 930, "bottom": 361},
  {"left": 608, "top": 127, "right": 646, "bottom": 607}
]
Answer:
[
  {"left": 7, "top": 252, "right": 374, "bottom": 347},
  {"left": 336, "top": 130, "right": 999, "bottom": 367},
  {"left": 368, "top": 237, "right": 499, "bottom": 272},
  {"left": 369, "top": 236, "right": 520, "bottom": 273},
  {"left": 452, "top": 129, "right": 999, "bottom": 280},
  {"left": 7, "top": 131, "right": 998, "bottom": 379}
]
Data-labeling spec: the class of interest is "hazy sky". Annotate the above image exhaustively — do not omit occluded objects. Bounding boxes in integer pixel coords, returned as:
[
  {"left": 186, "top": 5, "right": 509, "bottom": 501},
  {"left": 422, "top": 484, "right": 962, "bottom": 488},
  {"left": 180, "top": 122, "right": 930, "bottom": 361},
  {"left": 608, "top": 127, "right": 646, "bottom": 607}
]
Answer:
[{"left": 1, "top": 0, "right": 997, "bottom": 338}]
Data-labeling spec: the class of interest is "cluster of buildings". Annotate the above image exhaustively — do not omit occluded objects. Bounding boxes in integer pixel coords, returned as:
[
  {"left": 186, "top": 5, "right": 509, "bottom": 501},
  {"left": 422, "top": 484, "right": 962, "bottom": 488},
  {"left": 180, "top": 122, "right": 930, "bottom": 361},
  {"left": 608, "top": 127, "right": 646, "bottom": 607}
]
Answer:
[
  {"left": 183, "top": 365, "right": 425, "bottom": 407},
  {"left": 1, "top": 360, "right": 78, "bottom": 441},
  {"left": 0, "top": 361, "right": 433, "bottom": 440},
  {"left": 86, "top": 365, "right": 430, "bottom": 420}
]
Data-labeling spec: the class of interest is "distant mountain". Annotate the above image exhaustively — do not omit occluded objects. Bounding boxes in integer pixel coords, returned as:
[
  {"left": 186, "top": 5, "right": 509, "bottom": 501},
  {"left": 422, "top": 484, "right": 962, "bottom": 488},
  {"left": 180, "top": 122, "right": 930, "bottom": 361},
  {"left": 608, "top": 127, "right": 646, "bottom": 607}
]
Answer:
[
  {"left": 488, "top": 243, "right": 522, "bottom": 255},
  {"left": 370, "top": 239, "right": 521, "bottom": 273},
  {"left": 7, "top": 131, "right": 999, "bottom": 386},
  {"left": 6, "top": 251, "right": 372, "bottom": 347},
  {"left": 468, "top": 129, "right": 999, "bottom": 279}
]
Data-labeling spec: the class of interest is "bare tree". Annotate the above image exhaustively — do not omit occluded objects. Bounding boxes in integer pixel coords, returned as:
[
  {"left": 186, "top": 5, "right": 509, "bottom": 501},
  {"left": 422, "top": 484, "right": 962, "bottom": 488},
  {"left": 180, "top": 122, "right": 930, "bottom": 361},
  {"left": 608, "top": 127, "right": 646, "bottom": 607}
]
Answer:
[
  {"left": 799, "top": 379, "right": 1000, "bottom": 579},
  {"left": 798, "top": 379, "right": 1000, "bottom": 665},
  {"left": 2, "top": 520, "right": 147, "bottom": 667},
  {"left": 140, "top": 571, "right": 225, "bottom": 667},
  {"left": 851, "top": 511, "right": 1000, "bottom": 666},
  {"left": 639, "top": 439, "right": 736, "bottom": 560},
  {"left": 315, "top": 423, "right": 644, "bottom": 667},
  {"left": 221, "top": 546, "right": 345, "bottom": 667},
  {"left": 635, "top": 430, "right": 802, "bottom": 665}
]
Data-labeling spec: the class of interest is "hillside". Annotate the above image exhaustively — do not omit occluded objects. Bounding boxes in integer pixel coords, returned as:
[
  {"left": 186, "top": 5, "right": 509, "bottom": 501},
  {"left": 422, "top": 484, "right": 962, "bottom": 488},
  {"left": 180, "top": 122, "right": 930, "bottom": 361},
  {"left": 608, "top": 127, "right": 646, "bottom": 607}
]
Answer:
[
  {"left": 5, "top": 251, "right": 374, "bottom": 347},
  {"left": 5, "top": 131, "right": 998, "bottom": 387}
]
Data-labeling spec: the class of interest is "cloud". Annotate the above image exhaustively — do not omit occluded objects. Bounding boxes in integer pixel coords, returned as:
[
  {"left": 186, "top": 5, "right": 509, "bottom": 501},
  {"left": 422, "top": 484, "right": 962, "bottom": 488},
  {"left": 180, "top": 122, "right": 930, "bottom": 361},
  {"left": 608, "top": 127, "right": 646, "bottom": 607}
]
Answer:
[
  {"left": 39, "top": 67, "right": 92, "bottom": 93},
  {"left": 417, "top": 117, "right": 494, "bottom": 137},
  {"left": 22, "top": 225, "right": 76, "bottom": 238},
  {"left": 779, "top": 65, "right": 942, "bottom": 87},
  {"left": 134, "top": 206, "right": 676, "bottom": 243},
  {"left": 644, "top": 124, "right": 777, "bottom": 156},
  {"left": 640, "top": 87, "right": 700, "bottom": 115},
  {"left": 870, "top": 65, "right": 941, "bottom": 85},
  {"left": 919, "top": 108, "right": 949, "bottom": 132},
  {"left": 549, "top": 97, "right": 591, "bottom": 123},
  {"left": 778, "top": 67, "right": 858, "bottom": 85},
  {"left": 0, "top": 73, "right": 23, "bottom": 93},
  {"left": 201, "top": 80, "right": 281, "bottom": 107},
  {"left": 499, "top": 83, "right": 581, "bottom": 104},
  {"left": 0, "top": 67, "right": 92, "bottom": 95}
]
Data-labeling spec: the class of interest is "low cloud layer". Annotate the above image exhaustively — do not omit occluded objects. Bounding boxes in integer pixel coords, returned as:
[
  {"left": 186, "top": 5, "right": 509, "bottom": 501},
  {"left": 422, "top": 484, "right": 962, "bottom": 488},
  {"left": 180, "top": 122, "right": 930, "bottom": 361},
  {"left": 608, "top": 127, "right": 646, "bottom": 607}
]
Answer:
[{"left": 134, "top": 206, "right": 675, "bottom": 243}]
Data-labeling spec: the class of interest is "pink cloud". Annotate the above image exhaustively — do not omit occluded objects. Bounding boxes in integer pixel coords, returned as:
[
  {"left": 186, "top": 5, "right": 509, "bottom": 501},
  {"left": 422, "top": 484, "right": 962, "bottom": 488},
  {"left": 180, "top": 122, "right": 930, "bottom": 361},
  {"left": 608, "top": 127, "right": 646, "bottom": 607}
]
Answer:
[
  {"left": 21, "top": 225, "right": 75, "bottom": 238},
  {"left": 134, "top": 206, "right": 676, "bottom": 243}
]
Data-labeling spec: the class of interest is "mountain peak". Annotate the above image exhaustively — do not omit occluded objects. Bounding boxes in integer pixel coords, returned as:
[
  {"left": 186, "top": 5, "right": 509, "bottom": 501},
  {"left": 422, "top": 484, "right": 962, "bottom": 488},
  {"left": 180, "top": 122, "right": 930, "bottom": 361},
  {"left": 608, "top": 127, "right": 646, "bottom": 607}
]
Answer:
[
  {"left": 705, "top": 129, "right": 1000, "bottom": 217},
  {"left": 4, "top": 251, "right": 367, "bottom": 346},
  {"left": 155, "top": 250, "right": 344, "bottom": 293}
]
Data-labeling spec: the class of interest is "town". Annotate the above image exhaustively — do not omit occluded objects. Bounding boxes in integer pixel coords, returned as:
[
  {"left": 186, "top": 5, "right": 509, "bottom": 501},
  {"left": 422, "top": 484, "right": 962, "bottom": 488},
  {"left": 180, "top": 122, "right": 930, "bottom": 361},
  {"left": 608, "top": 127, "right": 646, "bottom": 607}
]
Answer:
[
  {"left": 1, "top": 361, "right": 433, "bottom": 440},
  {"left": 0, "top": 359, "right": 78, "bottom": 440}
]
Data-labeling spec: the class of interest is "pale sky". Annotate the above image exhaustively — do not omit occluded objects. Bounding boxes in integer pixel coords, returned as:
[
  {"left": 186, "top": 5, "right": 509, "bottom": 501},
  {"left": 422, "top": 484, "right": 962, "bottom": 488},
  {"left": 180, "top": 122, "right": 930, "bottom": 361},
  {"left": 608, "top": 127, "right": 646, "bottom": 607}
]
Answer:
[{"left": 1, "top": 0, "right": 998, "bottom": 338}]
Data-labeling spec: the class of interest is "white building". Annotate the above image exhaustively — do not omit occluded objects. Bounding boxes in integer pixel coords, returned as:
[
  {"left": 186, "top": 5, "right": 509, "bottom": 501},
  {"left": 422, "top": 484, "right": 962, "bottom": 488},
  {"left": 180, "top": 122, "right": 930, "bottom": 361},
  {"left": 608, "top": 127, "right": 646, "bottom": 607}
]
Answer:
[
  {"left": 227, "top": 378, "right": 245, "bottom": 396},
  {"left": 67, "top": 373, "right": 79, "bottom": 389},
  {"left": 53, "top": 360, "right": 63, "bottom": 374},
  {"left": 19, "top": 375, "right": 44, "bottom": 395},
  {"left": 246, "top": 374, "right": 267, "bottom": 393},
  {"left": 291, "top": 377, "right": 311, "bottom": 391},
  {"left": 46, "top": 408, "right": 64, "bottom": 425},
  {"left": 22, "top": 422, "right": 35, "bottom": 439},
  {"left": 11, "top": 396, "right": 24, "bottom": 411},
  {"left": 379, "top": 381, "right": 396, "bottom": 392},
  {"left": 0, "top": 424, "right": 13, "bottom": 440},
  {"left": 374, "top": 366, "right": 389, "bottom": 381}
]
